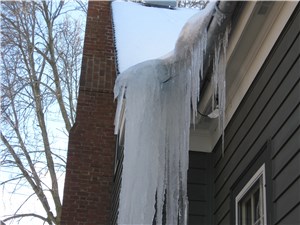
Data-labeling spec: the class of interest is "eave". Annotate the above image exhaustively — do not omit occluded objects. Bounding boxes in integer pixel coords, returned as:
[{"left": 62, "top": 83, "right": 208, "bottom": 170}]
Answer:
[{"left": 191, "top": 1, "right": 298, "bottom": 152}]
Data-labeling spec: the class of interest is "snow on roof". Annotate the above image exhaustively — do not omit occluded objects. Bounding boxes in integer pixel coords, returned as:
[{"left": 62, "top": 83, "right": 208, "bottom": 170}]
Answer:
[{"left": 112, "top": 0, "right": 199, "bottom": 73}]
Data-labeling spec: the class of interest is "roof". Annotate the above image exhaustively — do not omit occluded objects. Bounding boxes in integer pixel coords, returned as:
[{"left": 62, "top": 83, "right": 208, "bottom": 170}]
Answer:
[{"left": 112, "top": 0, "right": 200, "bottom": 73}]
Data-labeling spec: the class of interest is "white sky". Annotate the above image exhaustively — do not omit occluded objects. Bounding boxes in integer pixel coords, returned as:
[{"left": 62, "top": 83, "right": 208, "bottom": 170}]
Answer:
[{"left": 112, "top": 0, "right": 199, "bottom": 73}]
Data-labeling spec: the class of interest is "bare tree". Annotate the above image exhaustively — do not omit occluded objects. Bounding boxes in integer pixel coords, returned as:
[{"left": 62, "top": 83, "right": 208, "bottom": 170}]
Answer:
[{"left": 0, "top": 1, "right": 86, "bottom": 225}]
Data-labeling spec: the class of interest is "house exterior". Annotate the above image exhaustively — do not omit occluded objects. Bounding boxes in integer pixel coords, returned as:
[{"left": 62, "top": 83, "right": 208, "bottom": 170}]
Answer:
[{"left": 61, "top": 1, "right": 299, "bottom": 225}]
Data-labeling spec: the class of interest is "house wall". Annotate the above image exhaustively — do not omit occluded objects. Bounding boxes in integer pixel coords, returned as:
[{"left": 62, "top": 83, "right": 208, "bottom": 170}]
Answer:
[
  {"left": 188, "top": 152, "right": 213, "bottom": 225},
  {"left": 61, "top": 2, "right": 117, "bottom": 225},
  {"left": 111, "top": 145, "right": 123, "bottom": 225},
  {"left": 212, "top": 5, "right": 299, "bottom": 225},
  {"left": 61, "top": 1, "right": 299, "bottom": 225}
]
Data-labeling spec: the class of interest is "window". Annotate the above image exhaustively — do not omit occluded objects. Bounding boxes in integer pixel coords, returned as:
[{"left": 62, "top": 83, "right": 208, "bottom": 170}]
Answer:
[{"left": 235, "top": 165, "right": 267, "bottom": 225}]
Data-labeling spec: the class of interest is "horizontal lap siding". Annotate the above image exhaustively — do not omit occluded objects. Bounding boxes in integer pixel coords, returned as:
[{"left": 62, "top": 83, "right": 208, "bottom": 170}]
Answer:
[
  {"left": 188, "top": 152, "right": 213, "bottom": 225},
  {"left": 212, "top": 5, "right": 299, "bottom": 225},
  {"left": 111, "top": 147, "right": 123, "bottom": 225}
]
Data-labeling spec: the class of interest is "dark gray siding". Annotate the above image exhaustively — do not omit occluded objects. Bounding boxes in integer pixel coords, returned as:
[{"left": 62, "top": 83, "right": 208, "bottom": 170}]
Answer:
[
  {"left": 111, "top": 145, "right": 123, "bottom": 225},
  {"left": 188, "top": 151, "right": 213, "bottom": 225},
  {"left": 212, "top": 5, "right": 299, "bottom": 225}
]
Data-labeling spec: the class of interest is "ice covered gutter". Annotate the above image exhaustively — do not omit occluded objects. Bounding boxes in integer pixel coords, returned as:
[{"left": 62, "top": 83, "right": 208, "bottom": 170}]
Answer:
[{"left": 113, "top": 1, "right": 230, "bottom": 224}]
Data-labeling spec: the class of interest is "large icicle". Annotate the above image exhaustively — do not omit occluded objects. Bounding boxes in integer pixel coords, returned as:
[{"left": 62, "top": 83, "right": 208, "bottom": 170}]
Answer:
[
  {"left": 114, "top": 2, "right": 217, "bottom": 224},
  {"left": 211, "top": 25, "right": 230, "bottom": 155}
]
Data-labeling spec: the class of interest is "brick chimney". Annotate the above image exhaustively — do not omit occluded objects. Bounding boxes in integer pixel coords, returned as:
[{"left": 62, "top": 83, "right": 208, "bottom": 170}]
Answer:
[{"left": 61, "top": 1, "right": 116, "bottom": 225}]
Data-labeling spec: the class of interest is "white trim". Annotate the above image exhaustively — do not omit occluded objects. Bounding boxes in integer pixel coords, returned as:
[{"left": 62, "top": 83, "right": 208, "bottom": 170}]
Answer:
[
  {"left": 225, "top": 1, "right": 298, "bottom": 128},
  {"left": 235, "top": 164, "right": 267, "bottom": 225},
  {"left": 194, "top": 1, "right": 297, "bottom": 152}
]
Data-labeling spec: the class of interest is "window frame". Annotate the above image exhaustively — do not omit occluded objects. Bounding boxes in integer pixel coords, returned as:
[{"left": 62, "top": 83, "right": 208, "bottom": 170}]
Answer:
[{"left": 235, "top": 164, "right": 267, "bottom": 225}]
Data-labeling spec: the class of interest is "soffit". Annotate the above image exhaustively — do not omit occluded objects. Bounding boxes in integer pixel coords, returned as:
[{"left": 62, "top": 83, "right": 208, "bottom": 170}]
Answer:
[{"left": 190, "top": 1, "right": 298, "bottom": 152}]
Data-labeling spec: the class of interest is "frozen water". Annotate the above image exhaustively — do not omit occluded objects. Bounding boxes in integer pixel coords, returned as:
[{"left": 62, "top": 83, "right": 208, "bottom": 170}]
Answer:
[
  {"left": 211, "top": 25, "right": 230, "bottom": 155},
  {"left": 114, "top": 1, "right": 228, "bottom": 224}
]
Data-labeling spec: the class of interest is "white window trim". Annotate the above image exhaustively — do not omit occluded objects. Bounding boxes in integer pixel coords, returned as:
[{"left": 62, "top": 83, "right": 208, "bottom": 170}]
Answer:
[{"left": 235, "top": 164, "right": 267, "bottom": 225}]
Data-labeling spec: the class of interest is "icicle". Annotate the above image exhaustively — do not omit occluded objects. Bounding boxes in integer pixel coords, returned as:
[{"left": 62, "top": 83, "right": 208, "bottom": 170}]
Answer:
[
  {"left": 114, "top": 2, "right": 217, "bottom": 225},
  {"left": 114, "top": 84, "right": 126, "bottom": 134},
  {"left": 211, "top": 25, "right": 230, "bottom": 156}
]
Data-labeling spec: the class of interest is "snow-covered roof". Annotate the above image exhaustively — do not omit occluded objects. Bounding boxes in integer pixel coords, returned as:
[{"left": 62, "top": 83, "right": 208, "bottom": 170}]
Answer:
[{"left": 112, "top": 0, "right": 199, "bottom": 73}]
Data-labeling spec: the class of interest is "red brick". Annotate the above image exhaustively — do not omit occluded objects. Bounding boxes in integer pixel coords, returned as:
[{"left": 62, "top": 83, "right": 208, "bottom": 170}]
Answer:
[{"left": 61, "top": 1, "right": 116, "bottom": 225}]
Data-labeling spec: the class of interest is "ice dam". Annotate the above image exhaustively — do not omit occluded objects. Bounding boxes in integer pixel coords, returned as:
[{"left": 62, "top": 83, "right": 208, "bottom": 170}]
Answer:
[{"left": 114, "top": 1, "right": 229, "bottom": 224}]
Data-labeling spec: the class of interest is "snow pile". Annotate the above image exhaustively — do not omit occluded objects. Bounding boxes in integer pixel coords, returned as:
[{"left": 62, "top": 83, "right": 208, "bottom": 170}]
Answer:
[
  {"left": 113, "top": 1, "right": 223, "bottom": 224},
  {"left": 112, "top": 0, "right": 199, "bottom": 73}
]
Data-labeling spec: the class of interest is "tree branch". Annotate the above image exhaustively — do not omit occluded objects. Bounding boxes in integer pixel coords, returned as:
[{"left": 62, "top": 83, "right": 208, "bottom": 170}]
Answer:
[
  {"left": 1, "top": 133, "right": 56, "bottom": 223},
  {"left": 3, "top": 213, "right": 49, "bottom": 223}
]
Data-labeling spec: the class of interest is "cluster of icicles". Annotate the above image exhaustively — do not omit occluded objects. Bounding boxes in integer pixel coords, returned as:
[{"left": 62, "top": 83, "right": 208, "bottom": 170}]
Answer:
[{"left": 114, "top": 2, "right": 229, "bottom": 224}]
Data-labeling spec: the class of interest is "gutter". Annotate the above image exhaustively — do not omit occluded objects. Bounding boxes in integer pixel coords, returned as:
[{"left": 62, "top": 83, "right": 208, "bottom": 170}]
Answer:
[{"left": 200, "top": 1, "right": 238, "bottom": 100}]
